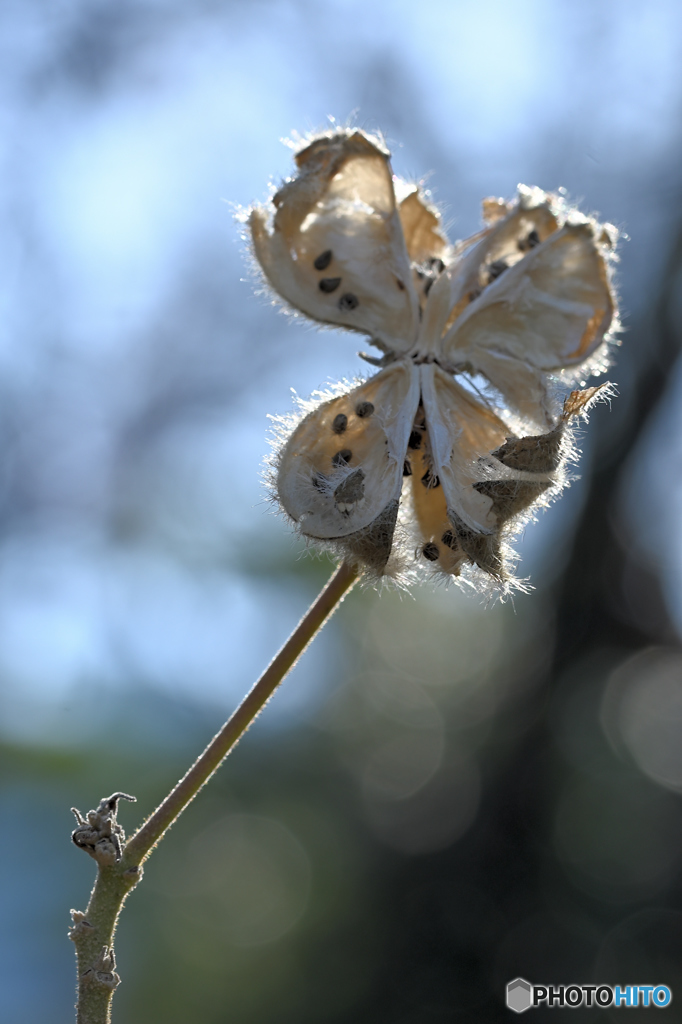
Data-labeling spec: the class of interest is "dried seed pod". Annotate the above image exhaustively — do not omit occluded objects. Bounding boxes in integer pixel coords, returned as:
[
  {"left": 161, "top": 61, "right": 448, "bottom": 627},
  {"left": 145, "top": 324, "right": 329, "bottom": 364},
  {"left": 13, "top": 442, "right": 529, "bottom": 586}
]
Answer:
[{"left": 254, "top": 128, "right": 619, "bottom": 593}]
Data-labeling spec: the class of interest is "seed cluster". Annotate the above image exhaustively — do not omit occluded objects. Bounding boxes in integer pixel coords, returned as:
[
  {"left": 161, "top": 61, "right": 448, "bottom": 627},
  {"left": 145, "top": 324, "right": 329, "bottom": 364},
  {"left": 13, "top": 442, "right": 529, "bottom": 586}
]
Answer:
[{"left": 313, "top": 249, "right": 359, "bottom": 313}]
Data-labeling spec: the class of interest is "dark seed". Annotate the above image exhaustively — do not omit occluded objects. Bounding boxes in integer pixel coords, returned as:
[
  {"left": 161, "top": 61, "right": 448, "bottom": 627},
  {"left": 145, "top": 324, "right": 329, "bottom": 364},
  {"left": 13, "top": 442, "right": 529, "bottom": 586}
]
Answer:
[
  {"left": 314, "top": 250, "right": 332, "bottom": 270},
  {"left": 408, "top": 430, "right": 422, "bottom": 450},
  {"left": 441, "top": 529, "right": 456, "bottom": 549},
  {"left": 487, "top": 259, "right": 508, "bottom": 282},
  {"left": 427, "top": 258, "right": 445, "bottom": 273},
  {"left": 422, "top": 542, "right": 440, "bottom": 562},
  {"left": 421, "top": 469, "right": 440, "bottom": 488},
  {"left": 355, "top": 401, "right": 374, "bottom": 418},
  {"left": 332, "top": 449, "right": 352, "bottom": 467},
  {"left": 331, "top": 413, "right": 348, "bottom": 434},
  {"left": 403, "top": 460, "right": 412, "bottom": 477},
  {"left": 319, "top": 277, "right": 341, "bottom": 293},
  {"left": 424, "top": 277, "right": 434, "bottom": 296},
  {"left": 312, "top": 473, "right": 327, "bottom": 492},
  {"left": 518, "top": 229, "right": 540, "bottom": 251},
  {"left": 396, "top": 278, "right": 405, "bottom": 291},
  {"left": 338, "top": 293, "right": 359, "bottom": 311}
]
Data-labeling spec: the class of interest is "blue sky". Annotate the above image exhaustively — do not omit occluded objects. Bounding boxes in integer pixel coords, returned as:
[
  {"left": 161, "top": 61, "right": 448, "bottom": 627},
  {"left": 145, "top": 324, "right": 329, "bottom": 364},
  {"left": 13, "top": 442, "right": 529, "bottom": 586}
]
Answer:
[{"left": 1, "top": 0, "right": 681, "bottom": 736}]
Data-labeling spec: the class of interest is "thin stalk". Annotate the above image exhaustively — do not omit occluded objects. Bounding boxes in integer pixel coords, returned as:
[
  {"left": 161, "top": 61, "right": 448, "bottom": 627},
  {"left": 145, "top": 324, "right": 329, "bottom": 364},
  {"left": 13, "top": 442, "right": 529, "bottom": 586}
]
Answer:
[
  {"left": 71, "top": 559, "right": 359, "bottom": 1024},
  {"left": 124, "top": 558, "right": 359, "bottom": 864}
]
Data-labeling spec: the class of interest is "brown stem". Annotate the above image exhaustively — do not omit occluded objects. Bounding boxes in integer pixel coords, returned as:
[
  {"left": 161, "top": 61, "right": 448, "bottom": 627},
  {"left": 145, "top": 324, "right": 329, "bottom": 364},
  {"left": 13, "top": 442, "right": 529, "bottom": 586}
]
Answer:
[
  {"left": 72, "top": 560, "right": 359, "bottom": 1023},
  {"left": 123, "top": 559, "right": 358, "bottom": 865}
]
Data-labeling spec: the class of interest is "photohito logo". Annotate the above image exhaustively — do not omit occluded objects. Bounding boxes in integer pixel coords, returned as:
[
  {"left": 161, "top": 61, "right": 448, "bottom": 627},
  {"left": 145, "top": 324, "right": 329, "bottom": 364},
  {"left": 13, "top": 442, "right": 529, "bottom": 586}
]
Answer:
[{"left": 506, "top": 979, "right": 672, "bottom": 1013}]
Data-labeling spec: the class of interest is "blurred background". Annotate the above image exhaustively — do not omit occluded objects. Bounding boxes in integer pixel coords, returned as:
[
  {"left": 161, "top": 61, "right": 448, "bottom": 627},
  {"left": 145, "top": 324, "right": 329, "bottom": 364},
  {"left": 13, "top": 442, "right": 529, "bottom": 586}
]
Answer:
[{"left": 2, "top": 1, "right": 682, "bottom": 1020}]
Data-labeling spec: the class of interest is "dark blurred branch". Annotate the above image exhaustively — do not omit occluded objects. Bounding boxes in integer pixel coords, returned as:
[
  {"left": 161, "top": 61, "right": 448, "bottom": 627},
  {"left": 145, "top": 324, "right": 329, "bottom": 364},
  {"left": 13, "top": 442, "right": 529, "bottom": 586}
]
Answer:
[
  {"left": 554, "top": 221, "right": 682, "bottom": 660},
  {"left": 358, "top": 218, "right": 682, "bottom": 1023}
]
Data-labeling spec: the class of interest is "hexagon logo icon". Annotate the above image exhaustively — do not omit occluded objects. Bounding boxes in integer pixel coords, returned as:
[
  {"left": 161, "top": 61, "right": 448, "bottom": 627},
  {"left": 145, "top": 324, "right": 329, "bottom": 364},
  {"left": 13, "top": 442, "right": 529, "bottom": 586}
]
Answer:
[{"left": 507, "top": 978, "right": 533, "bottom": 1013}]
